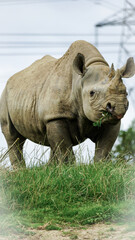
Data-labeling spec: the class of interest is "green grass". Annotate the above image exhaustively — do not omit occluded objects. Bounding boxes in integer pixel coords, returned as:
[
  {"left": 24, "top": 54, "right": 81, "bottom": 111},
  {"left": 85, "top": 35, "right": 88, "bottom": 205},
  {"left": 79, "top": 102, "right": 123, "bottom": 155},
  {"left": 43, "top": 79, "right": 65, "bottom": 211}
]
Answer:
[{"left": 0, "top": 159, "right": 135, "bottom": 236}]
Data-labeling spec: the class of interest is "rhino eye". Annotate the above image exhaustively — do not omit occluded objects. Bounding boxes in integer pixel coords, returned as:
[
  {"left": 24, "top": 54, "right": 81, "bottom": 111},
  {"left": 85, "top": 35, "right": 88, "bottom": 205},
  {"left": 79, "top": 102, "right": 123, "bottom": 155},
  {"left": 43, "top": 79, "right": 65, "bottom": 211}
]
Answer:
[{"left": 90, "top": 91, "right": 95, "bottom": 97}]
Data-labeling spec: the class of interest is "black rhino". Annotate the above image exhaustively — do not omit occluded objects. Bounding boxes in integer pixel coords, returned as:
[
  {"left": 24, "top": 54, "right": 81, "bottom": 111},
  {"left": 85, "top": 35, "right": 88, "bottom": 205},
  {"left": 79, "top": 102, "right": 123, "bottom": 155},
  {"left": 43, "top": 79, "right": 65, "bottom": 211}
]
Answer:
[{"left": 0, "top": 40, "right": 135, "bottom": 168}]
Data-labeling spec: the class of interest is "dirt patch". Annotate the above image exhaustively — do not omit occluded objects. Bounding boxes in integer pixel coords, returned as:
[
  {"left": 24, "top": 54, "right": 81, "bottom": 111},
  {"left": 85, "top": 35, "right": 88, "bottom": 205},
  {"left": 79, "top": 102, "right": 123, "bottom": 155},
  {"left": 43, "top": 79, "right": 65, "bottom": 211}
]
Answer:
[{"left": 0, "top": 223, "right": 135, "bottom": 240}]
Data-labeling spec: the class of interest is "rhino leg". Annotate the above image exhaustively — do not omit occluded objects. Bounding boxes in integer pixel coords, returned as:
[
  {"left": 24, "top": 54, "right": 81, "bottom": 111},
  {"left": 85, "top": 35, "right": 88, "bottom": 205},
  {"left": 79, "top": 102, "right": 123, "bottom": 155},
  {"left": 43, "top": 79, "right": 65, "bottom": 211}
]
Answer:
[
  {"left": 1, "top": 119, "right": 26, "bottom": 169},
  {"left": 46, "top": 119, "right": 75, "bottom": 164},
  {"left": 94, "top": 121, "right": 120, "bottom": 162},
  {"left": 7, "top": 136, "right": 26, "bottom": 169}
]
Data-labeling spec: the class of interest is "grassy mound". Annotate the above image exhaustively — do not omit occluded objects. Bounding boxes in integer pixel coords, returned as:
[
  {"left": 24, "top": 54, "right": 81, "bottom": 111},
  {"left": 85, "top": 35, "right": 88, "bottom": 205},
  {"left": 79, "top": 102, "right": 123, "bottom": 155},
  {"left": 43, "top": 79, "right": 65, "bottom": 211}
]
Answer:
[{"left": 0, "top": 160, "right": 135, "bottom": 230}]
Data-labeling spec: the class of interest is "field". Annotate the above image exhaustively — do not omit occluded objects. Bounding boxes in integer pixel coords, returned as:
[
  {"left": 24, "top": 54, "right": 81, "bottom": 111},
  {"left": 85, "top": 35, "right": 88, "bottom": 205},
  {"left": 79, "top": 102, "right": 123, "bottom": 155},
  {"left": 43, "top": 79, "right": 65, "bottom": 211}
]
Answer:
[{"left": 0, "top": 155, "right": 135, "bottom": 239}]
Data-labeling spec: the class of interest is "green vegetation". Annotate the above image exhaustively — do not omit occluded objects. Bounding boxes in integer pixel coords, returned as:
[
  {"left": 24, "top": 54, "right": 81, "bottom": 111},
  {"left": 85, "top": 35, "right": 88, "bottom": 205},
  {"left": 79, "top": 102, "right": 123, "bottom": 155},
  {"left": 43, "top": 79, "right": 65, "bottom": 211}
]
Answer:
[
  {"left": 93, "top": 111, "right": 112, "bottom": 127},
  {"left": 113, "top": 120, "right": 135, "bottom": 160},
  {"left": 0, "top": 159, "right": 135, "bottom": 235}
]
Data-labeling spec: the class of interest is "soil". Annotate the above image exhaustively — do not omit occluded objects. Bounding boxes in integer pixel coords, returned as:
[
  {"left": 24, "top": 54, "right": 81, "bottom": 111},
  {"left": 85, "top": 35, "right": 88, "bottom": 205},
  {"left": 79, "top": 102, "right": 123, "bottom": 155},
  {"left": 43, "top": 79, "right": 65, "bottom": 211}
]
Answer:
[{"left": 0, "top": 223, "right": 135, "bottom": 240}]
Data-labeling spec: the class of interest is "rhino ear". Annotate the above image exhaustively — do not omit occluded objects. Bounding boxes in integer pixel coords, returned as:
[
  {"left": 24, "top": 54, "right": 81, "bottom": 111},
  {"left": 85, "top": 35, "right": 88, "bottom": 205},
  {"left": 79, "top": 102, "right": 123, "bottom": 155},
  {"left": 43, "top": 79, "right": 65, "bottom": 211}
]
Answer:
[
  {"left": 119, "top": 57, "right": 135, "bottom": 78},
  {"left": 73, "top": 53, "right": 86, "bottom": 76}
]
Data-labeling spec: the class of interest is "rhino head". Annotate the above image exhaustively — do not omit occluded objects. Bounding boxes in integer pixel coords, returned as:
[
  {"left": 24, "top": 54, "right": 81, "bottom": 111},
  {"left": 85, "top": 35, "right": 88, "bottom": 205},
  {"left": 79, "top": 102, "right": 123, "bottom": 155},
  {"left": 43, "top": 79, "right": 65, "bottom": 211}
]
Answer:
[{"left": 73, "top": 53, "right": 135, "bottom": 124}]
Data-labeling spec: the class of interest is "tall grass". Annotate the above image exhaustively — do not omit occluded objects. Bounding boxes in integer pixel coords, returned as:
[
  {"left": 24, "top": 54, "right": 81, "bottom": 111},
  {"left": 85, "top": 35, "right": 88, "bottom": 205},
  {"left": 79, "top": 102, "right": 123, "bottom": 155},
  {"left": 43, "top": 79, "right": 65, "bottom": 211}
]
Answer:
[{"left": 1, "top": 158, "right": 135, "bottom": 227}]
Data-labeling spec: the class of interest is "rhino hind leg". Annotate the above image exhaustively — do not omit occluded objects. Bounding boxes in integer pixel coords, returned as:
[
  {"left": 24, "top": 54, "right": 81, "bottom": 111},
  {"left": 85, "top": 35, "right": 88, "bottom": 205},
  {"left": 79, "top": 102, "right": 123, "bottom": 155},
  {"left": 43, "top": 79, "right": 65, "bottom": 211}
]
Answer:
[
  {"left": 7, "top": 136, "right": 26, "bottom": 169},
  {"left": 46, "top": 119, "right": 75, "bottom": 164},
  {"left": 1, "top": 117, "right": 26, "bottom": 169}
]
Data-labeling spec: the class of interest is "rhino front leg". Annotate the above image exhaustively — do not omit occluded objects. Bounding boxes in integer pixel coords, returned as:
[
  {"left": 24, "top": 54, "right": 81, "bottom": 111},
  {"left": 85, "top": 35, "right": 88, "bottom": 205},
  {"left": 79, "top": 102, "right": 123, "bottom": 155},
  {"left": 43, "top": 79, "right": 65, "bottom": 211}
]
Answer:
[
  {"left": 46, "top": 119, "right": 75, "bottom": 164},
  {"left": 94, "top": 121, "right": 120, "bottom": 162}
]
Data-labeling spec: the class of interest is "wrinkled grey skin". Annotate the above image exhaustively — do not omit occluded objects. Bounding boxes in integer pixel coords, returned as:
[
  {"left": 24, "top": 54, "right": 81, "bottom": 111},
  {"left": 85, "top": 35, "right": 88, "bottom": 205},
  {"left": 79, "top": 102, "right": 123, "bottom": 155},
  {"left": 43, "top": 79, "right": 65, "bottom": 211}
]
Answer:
[{"left": 0, "top": 40, "right": 135, "bottom": 168}]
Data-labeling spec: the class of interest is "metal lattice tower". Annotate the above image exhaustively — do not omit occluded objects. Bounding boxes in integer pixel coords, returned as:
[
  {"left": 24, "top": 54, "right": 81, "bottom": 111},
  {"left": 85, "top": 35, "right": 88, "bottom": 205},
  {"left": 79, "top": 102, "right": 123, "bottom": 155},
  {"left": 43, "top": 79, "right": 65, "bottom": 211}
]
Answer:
[{"left": 95, "top": 0, "right": 135, "bottom": 67}]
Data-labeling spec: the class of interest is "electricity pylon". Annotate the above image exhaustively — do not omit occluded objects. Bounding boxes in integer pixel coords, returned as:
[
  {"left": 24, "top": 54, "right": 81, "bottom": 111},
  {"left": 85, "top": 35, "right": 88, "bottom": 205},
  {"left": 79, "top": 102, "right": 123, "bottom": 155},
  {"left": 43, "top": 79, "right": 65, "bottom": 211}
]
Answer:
[{"left": 95, "top": 0, "right": 135, "bottom": 67}]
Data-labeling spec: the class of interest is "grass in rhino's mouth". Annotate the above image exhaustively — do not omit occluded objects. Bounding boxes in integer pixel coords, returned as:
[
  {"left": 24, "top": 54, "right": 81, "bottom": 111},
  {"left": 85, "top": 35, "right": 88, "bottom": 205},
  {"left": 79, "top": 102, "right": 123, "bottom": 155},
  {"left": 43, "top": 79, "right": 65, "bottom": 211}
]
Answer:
[{"left": 93, "top": 111, "right": 112, "bottom": 127}]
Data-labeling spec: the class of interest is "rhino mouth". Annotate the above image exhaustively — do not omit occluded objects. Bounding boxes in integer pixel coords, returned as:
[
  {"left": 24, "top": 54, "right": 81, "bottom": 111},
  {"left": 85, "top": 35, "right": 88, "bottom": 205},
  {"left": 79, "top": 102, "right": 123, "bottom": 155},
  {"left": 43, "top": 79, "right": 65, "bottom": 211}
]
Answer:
[
  {"left": 103, "top": 109, "right": 124, "bottom": 121},
  {"left": 101, "top": 109, "right": 122, "bottom": 122},
  {"left": 105, "top": 102, "right": 125, "bottom": 120},
  {"left": 93, "top": 110, "right": 121, "bottom": 127}
]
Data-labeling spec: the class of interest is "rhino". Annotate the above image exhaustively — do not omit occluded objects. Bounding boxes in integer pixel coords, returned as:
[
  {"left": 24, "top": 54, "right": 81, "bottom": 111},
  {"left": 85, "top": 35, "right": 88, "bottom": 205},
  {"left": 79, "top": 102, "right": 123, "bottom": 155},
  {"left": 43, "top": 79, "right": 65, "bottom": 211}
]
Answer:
[{"left": 0, "top": 40, "right": 135, "bottom": 168}]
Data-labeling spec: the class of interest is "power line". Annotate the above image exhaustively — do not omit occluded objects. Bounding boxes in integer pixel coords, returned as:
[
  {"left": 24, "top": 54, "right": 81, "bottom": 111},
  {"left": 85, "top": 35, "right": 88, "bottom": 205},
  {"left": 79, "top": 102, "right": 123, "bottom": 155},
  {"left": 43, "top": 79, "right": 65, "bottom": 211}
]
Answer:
[
  {"left": 0, "top": 33, "right": 92, "bottom": 37},
  {"left": 0, "top": 0, "right": 95, "bottom": 6},
  {"left": 0, "top": 0, "right": 64, "bottom": 3},
  {"left": 0, "top": 0, "right": 123, "bottom": 8},
  {"left": 0, "top": 51, "right": 130, "bottom": 56},
  {"left": 0, "top": 33, "right": 125, "bottom": 36},
  {"left": 0, "top": 41, "right": 135, "bottom": 47}
]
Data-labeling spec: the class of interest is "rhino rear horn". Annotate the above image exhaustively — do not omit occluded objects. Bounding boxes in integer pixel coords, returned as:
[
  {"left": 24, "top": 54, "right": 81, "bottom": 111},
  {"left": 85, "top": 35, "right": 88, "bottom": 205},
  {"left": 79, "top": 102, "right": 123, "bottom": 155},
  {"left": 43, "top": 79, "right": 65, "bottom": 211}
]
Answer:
[
  {"left": 73, "top": 53, "right": 86, "bottom": 76},
  {"left": 108, "top": 63, "right": 115, "bottom": 78},
  {"left": 119, "top": 57, "right": 135, "bottom": 78}
]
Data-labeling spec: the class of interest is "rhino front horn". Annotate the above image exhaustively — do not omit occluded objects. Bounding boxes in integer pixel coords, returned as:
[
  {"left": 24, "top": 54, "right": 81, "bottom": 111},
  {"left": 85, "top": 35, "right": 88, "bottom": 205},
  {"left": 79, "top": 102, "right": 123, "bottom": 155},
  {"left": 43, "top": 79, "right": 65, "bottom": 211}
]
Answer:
[{"left": 110, "top": 69, "right": 121, "bottom": 88}]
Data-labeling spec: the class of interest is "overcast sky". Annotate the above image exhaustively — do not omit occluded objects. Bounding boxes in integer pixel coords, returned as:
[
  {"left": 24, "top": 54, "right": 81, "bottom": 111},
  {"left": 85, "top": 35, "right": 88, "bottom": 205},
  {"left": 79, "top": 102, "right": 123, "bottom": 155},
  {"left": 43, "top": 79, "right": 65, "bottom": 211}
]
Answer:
[{"left": 0, "top": 0, "right": 135, "bottom": 165}]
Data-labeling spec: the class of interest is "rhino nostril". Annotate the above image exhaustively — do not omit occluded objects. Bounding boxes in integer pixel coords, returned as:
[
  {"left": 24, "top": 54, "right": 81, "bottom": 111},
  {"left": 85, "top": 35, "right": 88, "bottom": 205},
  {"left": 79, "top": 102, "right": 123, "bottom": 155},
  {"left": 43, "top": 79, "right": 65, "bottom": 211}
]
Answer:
[
  {"left": 106, "top": 102, "right": 115, "bottom": 113},
  {"left": 106, "top": 102, "right": 112, "bottom": 111}
]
